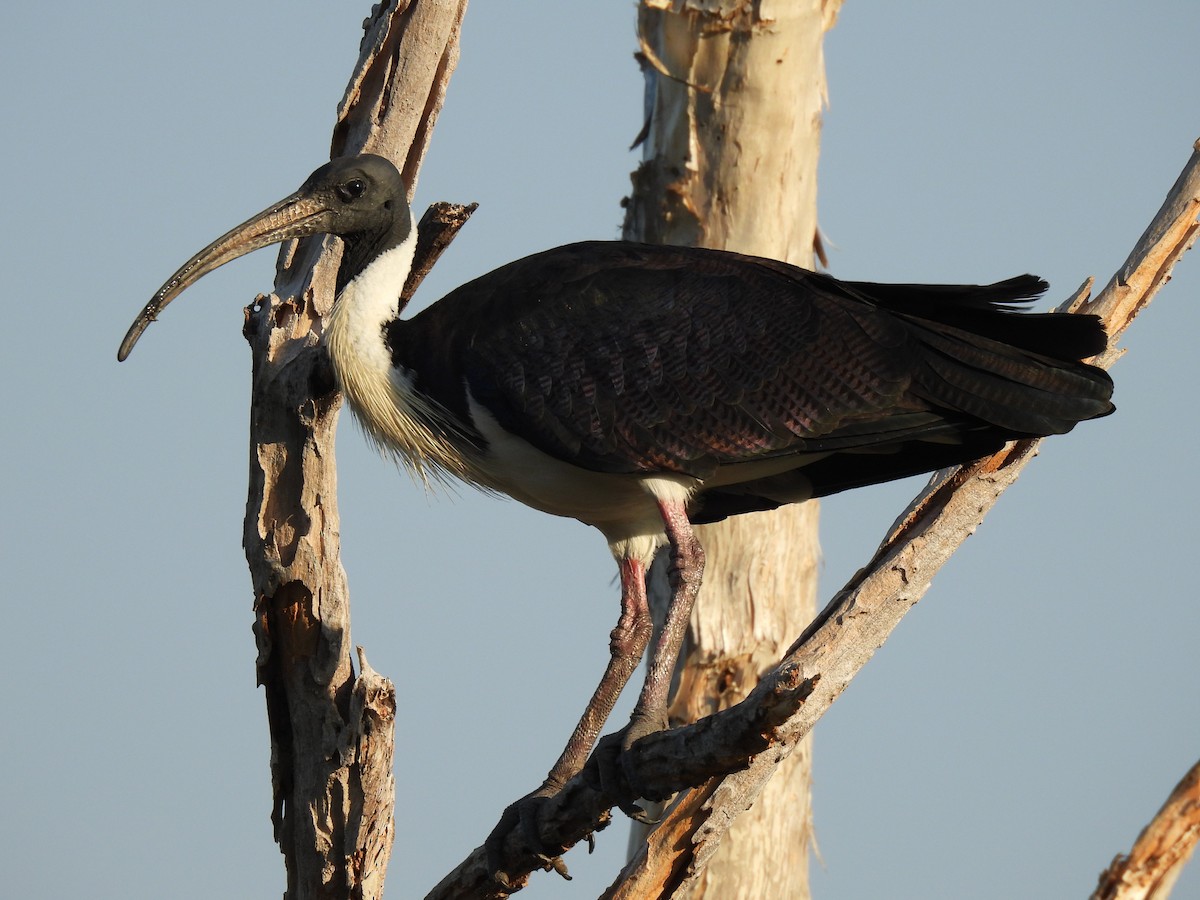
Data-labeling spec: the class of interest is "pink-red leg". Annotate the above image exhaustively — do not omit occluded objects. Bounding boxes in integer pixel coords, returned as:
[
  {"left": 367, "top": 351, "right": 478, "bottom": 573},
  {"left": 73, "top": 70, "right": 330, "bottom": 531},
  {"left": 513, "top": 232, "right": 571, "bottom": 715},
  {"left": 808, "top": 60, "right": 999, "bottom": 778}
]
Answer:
[
  {"left": 487, "top": 555, "right": 654, "bottom": 881},
  {"left": 541, "top": 555, "right": 654, "bottom": 793},
  {"left": 626, "top": 497, "right": 705, "bottom": 748}
]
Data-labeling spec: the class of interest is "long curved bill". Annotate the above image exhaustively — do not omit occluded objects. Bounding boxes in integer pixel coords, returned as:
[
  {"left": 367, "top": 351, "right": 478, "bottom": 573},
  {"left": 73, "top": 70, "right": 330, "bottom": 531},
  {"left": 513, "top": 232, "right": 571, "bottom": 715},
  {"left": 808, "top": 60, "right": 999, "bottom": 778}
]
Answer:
[{"left": 118, "top": 193, "right": 333, "bottom": 361}]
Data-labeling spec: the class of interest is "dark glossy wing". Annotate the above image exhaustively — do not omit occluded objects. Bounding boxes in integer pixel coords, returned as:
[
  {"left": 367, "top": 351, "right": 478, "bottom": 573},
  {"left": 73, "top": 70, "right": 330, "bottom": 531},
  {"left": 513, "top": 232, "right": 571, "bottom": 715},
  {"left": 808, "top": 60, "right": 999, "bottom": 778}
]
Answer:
[{"left": 390, "top": 241, "right": 1113, "bottom": 481}]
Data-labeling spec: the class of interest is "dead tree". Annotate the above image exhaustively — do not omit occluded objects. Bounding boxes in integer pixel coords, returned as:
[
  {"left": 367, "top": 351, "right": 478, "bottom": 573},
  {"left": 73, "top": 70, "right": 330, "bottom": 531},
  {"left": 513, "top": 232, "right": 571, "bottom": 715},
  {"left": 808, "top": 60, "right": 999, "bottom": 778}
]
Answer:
[
  {"left": 622, "top": 2, "right": 843, "bottom": 897},
  {"left": 243, "top": 3, "right": 469, "bottom": 897},
  {"left": 214, "top": 0, "right": 1198, "bottom": 895}
]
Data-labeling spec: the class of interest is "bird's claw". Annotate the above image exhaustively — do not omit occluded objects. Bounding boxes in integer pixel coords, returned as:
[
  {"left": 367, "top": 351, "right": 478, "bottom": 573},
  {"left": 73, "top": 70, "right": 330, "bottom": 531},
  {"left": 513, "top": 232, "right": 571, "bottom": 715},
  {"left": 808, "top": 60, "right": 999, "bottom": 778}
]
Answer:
[
  {"left": 625, "top": 795, "right": 673, "bottom": 824},
  {"left": 593, "top": 713, "right": 675, "bottom": 821},
  {"left": 538, "top": 853, "right": 572, "bottom": 880},
  {"left": 486, "top": 789, "right": 572, "bottom": 888}
]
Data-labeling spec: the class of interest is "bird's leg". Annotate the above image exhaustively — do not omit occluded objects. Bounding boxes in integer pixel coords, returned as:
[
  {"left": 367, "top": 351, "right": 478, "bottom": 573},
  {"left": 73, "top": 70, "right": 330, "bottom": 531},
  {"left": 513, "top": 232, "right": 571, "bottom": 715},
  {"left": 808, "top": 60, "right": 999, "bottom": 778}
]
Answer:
[
  {"left": 541, "top": 555, "right": 653, "bottom": 793},
  {"left": 592, "top": 498, "right": 705, "bottom": 822},
  {"left": 626, "top": 497, "right": 705, "bottom": 749},
  {"left": 485, "top": 556, "right": 653, "bottom": 883}
]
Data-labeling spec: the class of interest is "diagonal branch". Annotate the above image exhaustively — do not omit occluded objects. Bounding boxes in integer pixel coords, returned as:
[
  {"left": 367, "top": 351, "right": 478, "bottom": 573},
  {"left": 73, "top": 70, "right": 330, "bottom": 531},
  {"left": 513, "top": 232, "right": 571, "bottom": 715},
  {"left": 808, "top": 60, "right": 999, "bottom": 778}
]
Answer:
[
  {"left": 427, "top": 139, "right": 1200, "bottom": 897},
  {"left": 403, "top": 201, "right": 480, "bottom": 305},
  {"left": 1091, "top": 758, "right": 1200, "bottom": 900},
  {"left": 425, "top": 671, "right": 819, "bottom": 898}
]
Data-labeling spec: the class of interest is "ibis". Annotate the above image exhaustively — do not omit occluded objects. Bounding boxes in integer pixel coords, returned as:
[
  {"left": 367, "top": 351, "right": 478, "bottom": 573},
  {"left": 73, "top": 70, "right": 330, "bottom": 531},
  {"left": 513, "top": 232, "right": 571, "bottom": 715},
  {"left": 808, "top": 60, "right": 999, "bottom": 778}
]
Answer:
[{"left": 120, "top": 153, "right": 1114, "bottom": 838}]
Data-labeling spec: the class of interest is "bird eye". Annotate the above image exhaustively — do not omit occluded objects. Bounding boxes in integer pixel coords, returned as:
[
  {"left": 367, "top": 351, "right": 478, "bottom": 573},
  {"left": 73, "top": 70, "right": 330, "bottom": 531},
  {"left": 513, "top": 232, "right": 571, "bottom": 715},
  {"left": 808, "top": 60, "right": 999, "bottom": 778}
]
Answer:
[{"left": 336, "top": 179, "right": 367, "bottom": 203}]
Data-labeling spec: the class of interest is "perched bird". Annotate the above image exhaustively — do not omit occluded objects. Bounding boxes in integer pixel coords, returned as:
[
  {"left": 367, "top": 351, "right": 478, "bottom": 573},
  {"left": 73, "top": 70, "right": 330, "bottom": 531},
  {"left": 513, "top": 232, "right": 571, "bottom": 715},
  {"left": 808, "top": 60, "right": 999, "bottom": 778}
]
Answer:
[{"left": 120, "top": 153, "right": 1114, "bottom": 832}]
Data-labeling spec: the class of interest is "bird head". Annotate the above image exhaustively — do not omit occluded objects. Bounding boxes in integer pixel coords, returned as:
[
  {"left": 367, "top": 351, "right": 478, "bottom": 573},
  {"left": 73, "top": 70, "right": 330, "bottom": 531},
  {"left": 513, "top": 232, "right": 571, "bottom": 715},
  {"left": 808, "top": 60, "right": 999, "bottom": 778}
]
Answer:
[{"left": 118, "top": 154, "right": 411, "bottom": 361}]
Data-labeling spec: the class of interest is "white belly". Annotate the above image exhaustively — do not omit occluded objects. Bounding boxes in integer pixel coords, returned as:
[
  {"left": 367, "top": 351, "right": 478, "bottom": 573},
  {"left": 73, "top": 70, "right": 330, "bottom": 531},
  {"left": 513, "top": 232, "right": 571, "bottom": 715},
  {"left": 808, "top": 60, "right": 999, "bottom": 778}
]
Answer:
[{"left": 465, "top": 395, "right": 697, "bottom": 563}]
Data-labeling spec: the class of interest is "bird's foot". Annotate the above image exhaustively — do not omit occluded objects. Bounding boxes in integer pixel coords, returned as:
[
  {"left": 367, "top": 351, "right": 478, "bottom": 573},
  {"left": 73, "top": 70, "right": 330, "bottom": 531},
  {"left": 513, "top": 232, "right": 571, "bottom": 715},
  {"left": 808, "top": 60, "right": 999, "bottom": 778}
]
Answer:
[
  {"left": 593, "top": 710, "right": 676, "bottom": 823},
  {"left": 485, "top": 782, "right": 577, "bottom": 888}
]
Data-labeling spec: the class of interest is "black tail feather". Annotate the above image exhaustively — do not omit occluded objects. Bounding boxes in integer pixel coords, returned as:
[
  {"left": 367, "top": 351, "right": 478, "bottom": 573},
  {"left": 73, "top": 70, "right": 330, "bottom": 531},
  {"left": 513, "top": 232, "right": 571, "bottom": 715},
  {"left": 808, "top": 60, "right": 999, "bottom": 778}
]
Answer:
[
  {"left": 691, "top": 272, "right": 1117, "bottom": 522},
  {"left": 913, "top": 327, "right": 1114, "bottom": 435},
  {"left": 843, "top": 275, "right": 1110, "bottom": 360}
]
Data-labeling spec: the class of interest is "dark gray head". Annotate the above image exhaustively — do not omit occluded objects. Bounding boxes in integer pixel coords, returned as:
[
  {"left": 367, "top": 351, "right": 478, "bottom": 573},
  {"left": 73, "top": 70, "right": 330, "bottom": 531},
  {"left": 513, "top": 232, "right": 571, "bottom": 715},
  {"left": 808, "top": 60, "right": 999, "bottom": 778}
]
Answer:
[{"left": 118, "top": 154, "right": 412, "bottom": 361}]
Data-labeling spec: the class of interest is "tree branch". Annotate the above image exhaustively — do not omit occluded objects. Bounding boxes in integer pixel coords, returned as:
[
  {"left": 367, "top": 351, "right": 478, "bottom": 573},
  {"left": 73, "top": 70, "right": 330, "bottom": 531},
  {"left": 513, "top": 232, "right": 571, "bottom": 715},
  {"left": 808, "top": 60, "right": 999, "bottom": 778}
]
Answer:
[
  {"left": 243, "top": 3, "right": 470, "bottom": 898},
  {"left": 425, "top": 672, "right": 819, "bottom": 899},
  {"left": 403, "top": 201, "right": 480, "bottom": 305},
  {"left": 1091, "top": 758, "right": 1200, "bottom": 900},
  {"left": 427, "top": 139, "right": 1200, "bottom": 897},
  {"left": 624, "top": 4, "right": 838, "bottom": 896}
]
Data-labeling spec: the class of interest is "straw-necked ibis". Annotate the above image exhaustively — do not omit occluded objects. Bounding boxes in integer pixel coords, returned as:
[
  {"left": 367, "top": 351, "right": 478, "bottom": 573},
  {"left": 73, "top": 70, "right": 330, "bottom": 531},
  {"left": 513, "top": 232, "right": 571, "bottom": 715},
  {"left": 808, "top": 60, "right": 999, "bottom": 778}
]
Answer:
[{"left": 119, "top": 153, "right": 1114, "bottom": 863}]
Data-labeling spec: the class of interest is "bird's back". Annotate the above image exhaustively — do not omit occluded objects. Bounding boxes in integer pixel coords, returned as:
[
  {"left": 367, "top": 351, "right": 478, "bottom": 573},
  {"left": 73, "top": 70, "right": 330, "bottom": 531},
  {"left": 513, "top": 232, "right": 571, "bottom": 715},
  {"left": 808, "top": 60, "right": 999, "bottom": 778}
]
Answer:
[{"left": 387, "top": 241, "right": 1112, "bottom": 508}]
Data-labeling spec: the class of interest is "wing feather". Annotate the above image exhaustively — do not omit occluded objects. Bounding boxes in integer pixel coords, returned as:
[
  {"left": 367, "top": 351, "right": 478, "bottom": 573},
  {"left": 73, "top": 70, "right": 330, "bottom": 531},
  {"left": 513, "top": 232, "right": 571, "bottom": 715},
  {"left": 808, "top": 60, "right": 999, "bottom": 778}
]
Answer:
[{"left": 390, "top": 241, "right": 1112, "bottom": 483}]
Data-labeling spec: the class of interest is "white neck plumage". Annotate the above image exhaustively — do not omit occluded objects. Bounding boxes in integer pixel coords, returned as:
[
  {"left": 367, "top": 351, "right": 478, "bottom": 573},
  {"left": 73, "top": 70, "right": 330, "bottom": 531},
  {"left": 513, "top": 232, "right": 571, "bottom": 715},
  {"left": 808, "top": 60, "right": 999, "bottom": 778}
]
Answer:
[{"left": 324, "top": 229, "right": 472, "bottom": 485}]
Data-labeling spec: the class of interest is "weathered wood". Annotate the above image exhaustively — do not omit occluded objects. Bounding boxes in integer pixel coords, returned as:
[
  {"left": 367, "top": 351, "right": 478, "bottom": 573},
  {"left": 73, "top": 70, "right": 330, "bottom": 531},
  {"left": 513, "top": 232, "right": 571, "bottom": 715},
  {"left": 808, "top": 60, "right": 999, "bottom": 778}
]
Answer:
[
  {"left": 244, "top": 3, "right": 469, "bottom": 897},
  {"left": 425, "top": 669, "right": 819, "bottom": 898},
  {"left": 622, "top": 1, "right": 842, "bottom": 897},
  {"left": 1091, "top": 758, "right": 1200, "bottom": 900}
]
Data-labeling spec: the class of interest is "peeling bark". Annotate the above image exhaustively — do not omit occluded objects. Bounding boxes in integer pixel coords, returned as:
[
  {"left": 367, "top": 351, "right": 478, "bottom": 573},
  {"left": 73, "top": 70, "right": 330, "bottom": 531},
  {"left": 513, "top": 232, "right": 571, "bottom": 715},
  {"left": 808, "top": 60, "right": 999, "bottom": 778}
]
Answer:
[
  {"left": 622, "top": 2, "right": 842, "bottom": 897},
  {"left": 243, "top": 3, "right": 470, "bottom": 897},
  {"left": 1092, "top": 758, "right": 1200, "bottom": 900}
]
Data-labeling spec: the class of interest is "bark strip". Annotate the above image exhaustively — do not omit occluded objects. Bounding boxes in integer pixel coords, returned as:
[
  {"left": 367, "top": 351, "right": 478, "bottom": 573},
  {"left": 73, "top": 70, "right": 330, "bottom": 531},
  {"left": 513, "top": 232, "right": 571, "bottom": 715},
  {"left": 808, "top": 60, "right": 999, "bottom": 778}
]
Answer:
[
  {"left": 623, "top": 3, "right": 842, "bottom": 897},
  {"left": 243, "top": 3, "right": 470, "bottom": 897},
  {"left": 1091, "top": 758, "right": 1200, "bottom": 900}
]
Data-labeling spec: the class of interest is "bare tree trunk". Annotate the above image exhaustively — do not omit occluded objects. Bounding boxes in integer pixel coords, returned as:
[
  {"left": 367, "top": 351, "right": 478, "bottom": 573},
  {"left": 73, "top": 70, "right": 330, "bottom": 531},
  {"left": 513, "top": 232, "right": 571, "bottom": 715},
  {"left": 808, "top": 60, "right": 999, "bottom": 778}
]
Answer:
[
  {"left": 623, "top": 2, "right": 842, "bottom": 896},
  {"left": 243, "top": 3, "right": 469, "bottom": 897}
]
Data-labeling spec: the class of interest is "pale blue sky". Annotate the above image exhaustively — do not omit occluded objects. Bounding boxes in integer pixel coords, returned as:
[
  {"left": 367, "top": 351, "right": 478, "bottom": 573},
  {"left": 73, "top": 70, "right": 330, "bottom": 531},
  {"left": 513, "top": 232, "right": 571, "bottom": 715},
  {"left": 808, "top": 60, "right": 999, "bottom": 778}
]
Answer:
[{"left": 2, "top": 3, "right": 1197, "bottom": 898}]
